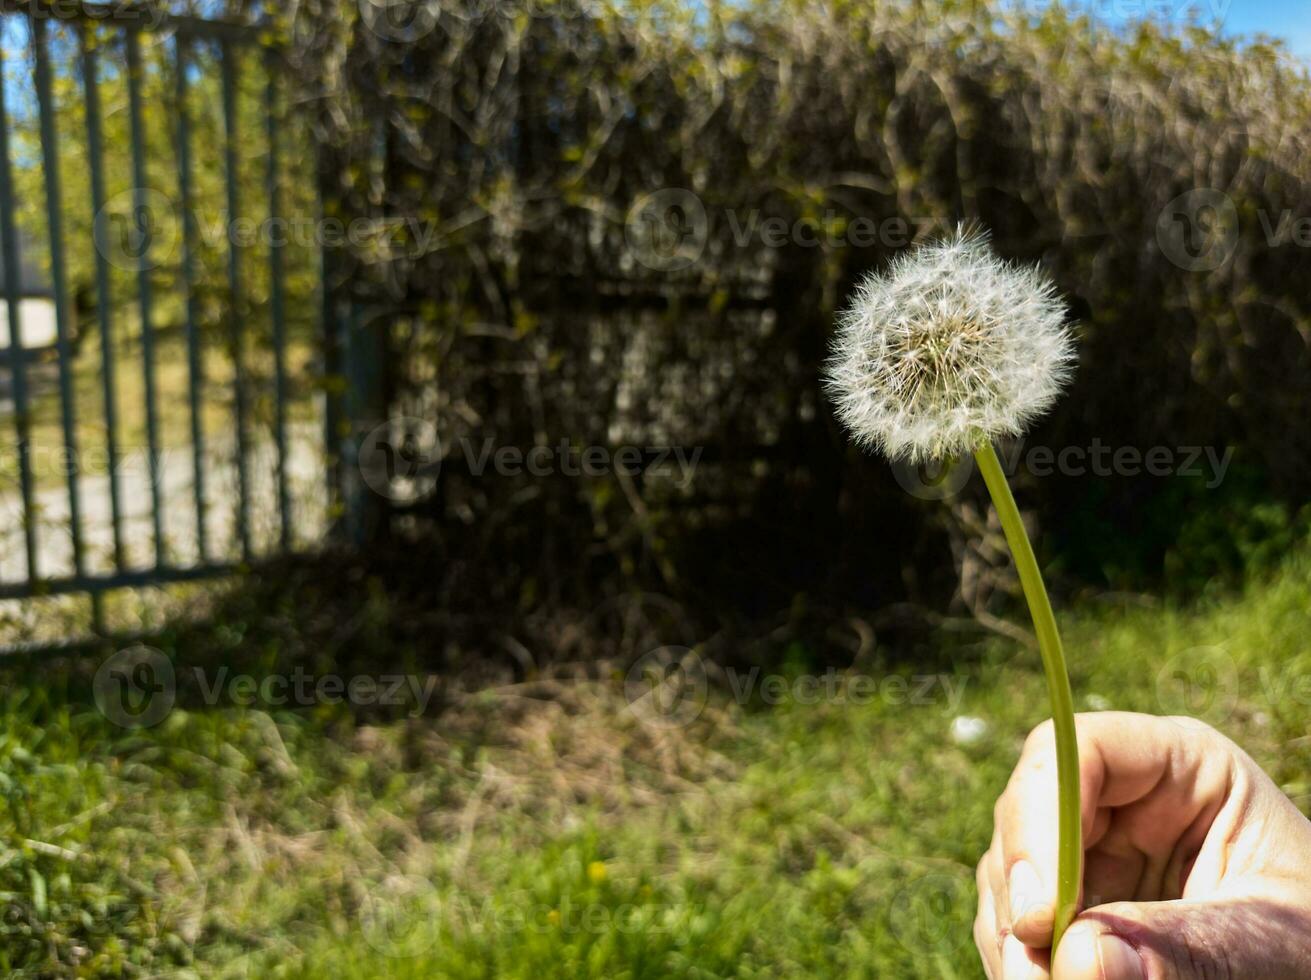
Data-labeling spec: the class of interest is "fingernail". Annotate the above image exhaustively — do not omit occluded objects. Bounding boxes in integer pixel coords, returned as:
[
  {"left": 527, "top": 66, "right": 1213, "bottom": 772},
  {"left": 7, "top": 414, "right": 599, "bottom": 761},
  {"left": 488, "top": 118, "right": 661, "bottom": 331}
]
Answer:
[
  {"left": 1008, "top": 860, "right": 1045, "bottom": 923},
  {"left": 1095, "top": 934, "right": 1144, "bottom": 980},
  {"left": 1057, "top": 925, "right": 1144, "bottom": 980}
]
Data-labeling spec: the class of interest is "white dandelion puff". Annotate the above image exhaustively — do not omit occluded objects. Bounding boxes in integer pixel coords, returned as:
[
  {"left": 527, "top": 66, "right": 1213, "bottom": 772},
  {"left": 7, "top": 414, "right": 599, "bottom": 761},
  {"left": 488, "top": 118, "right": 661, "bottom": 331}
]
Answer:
[
  {"left": 826, "top": 228, "right": 1084, "bottom": 950},
  {"left": 826, "top": 227, "right": 1074, "bottom": 462}
]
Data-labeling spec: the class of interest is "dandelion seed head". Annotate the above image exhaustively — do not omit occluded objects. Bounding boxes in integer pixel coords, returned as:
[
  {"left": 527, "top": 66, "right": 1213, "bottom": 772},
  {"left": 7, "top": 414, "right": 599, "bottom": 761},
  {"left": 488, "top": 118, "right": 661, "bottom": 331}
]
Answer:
[{"left": 826, "top": 228, "right": 1074, "bottom": 462}]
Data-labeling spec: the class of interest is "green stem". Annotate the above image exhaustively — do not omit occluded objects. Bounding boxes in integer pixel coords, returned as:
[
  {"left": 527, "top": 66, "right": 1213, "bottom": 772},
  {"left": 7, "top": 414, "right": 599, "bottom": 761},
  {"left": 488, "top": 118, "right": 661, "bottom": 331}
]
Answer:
[{"left": 972, "top": 441, "right": 1082, "bottom": 954}]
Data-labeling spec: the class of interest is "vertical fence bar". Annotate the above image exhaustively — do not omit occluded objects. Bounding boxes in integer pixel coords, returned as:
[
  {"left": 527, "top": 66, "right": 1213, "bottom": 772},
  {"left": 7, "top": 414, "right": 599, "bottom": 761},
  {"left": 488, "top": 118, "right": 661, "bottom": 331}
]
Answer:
[
  {"left": 34, "top": 17, "right": 86, "bottom": 582},
  {"left": 175, "top": 35, "right": 208, "bottom": 564},
  {"left": 125, "top": 26, "right": 166, "bottom": 568},
  {"left": 80, "top": 29, "right": 125, "bottom": 573},
  {"left": 341, "top": 307, "right": 366, "bottom": 546},
  {"left": 341, "top": 306, "right": 386, "bottom": 546},
  {"left": 265, "top": 50, "right": 290, "bottom": 550},
  {"left": 317, "top": 145, "right": 343, "bottom": 538},
  {"left": 221, "top": 41, "right": 252, "bottom": 561},
  {"left": 0, "top": 38, "right": 36, "bottom": 583},
  {"left": 338, "top": 309, "right": 357, "bottom": 543}
]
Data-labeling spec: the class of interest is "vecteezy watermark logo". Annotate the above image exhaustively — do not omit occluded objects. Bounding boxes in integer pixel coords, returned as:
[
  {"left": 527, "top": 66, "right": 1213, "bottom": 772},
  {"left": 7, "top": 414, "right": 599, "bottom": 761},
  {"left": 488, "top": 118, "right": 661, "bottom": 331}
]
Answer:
[
  {"left": 457, "top": 438, "right": 702, "bottom": 485},
  {"left": 1153, "top": 644, "right": 1311, "bottom": 730},
  {"left": 0, "top": 441, "right": 188, "bottom": 482},
  {"left": 1156, "top": 188, "right": 1240, "bottom": 272},
  {"left": 26, "top": 1, "right": 168, "bottom": 41},
  {"left": 359, "top": 417, "right": 442, "bottom": 503},
  {"left": 890, "top": 439, "right": 1234, "bottom": 501},
  {"left": 357, "top": 425, "right": 703, "bottom": 500},
  {"left": 1155, "top": 645, "right": 1240, "bottom": 727},
  {"left": 358, "top": 0, "right": 441, "bottom": 41},
  {"left": 891, "top": 455, "right": 974, "bottom": 501},
  {"left": 625, "top": 188, "right": 709, "bottom": 272},
  {"left": 624, "top": 646, "right": 707, "bottom": 729},
  {"left": 888, "top": 872, "right": 973, "bottom": 954},
  {"left": 360, "top": 874, "right": 442, "bottom": 957},
  {"left": 1258, "top": 209, "right": 1311, "bottom": 248},
  {"left": 94, "top": 645, "right": 176, "bottom": 729},
  {"left": 623, "top": 188, "right": 937, "bottom": 270},
  {"left": 94, "top": 188, "right": 181, "bottom": 273},
  {"left": 93, "top": 661, "right": 441, "bottom": 725},
  {"left": 724, "top": 669, "right": 967, "bottom": 711}
]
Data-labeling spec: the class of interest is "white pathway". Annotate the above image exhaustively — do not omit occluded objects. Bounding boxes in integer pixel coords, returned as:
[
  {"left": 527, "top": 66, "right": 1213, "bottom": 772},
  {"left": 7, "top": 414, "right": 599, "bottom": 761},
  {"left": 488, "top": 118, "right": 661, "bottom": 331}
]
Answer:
[{"left": 0, "top": 422, "right": 329, "bottom": 587}]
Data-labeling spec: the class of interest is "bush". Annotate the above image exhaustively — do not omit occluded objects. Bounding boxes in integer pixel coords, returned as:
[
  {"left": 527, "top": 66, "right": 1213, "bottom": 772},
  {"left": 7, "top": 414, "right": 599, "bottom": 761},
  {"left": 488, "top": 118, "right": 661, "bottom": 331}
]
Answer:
[{"left": 291, "top": 0, "right": 1311, "bottom": 618}]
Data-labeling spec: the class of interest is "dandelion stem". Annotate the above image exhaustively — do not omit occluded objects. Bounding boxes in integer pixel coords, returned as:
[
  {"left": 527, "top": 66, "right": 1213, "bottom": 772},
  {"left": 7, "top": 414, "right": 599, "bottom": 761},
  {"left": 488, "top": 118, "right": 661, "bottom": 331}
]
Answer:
[{"left": 973, "top": 440, "right": 1082, "bottom": 954}]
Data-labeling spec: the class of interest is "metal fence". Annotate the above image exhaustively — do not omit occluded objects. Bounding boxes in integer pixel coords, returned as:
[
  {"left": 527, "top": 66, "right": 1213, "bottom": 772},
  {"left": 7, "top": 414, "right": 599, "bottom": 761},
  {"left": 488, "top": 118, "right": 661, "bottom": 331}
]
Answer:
[{"left": 0, "top": 0, "right": 332, "bottom": 609}]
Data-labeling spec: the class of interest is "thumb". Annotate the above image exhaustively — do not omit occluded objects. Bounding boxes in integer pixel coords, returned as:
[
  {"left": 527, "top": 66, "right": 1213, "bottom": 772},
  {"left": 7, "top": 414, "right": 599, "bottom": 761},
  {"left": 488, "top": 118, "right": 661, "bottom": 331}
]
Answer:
[{"left": 1052, "top": 897, "right": 1311, "bottom": 980}]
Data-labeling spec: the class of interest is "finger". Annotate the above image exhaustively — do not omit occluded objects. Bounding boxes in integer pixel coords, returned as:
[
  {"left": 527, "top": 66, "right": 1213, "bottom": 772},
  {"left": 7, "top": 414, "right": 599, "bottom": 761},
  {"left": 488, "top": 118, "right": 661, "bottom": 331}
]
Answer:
[
  {"left": 996, "top": 713, "right": 1232, "bottom": 946},
  {"left": 977, "top": 867, "right": 1038, "bottom": 980},
  {"left": 974, "top": 855, "right": 1002, "bottom": 979},
  {"left": 1078, "top": 794, "right": 1141, "bottom": 907},
  {"left": 1053, "top": 896, "right": 1311, "bottom": 980},
  {"left": 1000, "top": 932, "right": 1050, "bottom": 980},
  {"left": 983, "top": 828, "right": 1010, "bottom": 939},
  {"left": 978, "top": 842, "right": 1054, "bottom": 980}
]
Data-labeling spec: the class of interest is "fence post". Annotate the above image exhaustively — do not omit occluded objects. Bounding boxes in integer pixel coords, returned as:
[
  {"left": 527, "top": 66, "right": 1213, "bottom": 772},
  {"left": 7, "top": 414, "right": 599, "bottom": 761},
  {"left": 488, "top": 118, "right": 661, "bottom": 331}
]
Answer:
[{"left": 338, "top": 306, "right": 389, "bottom": 547}]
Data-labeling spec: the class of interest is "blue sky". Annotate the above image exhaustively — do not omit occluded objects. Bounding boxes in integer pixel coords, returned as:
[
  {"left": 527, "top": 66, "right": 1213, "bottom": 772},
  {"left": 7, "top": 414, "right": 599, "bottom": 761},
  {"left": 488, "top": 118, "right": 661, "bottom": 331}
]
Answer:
[
  {"left": 1220, "top": 0, "right": 1311, "bottom": 58},
  {"left": 1090, "top": 0, "right": 1311, "bottom": 59}
]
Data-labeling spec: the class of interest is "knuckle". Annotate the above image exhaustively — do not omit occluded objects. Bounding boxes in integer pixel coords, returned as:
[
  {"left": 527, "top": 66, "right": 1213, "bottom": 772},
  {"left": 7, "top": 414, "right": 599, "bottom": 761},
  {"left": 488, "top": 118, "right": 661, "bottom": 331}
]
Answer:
[
  {"left": 1166, "top": 715, "right": 1220, "bottom": 740},
  {"left": 1022, "top": 719, "right": 1056, "bottom": 756},
  {"left": 1089, "top": 900, "right": 1146, "bottom": 926}
]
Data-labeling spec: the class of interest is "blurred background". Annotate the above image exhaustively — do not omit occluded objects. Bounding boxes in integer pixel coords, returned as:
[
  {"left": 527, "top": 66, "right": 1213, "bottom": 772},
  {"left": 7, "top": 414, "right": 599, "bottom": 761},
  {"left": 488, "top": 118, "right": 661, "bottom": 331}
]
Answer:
[{"left": 0, "top": 0, "right": 1308, "bottom": 976}]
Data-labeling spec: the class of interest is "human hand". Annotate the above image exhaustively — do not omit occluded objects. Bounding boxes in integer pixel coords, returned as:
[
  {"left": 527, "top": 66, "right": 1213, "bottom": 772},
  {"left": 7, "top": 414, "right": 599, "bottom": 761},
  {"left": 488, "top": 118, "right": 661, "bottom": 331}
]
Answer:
[{"left": 974, "top": 711, "right": 1311, "bottom": 978}]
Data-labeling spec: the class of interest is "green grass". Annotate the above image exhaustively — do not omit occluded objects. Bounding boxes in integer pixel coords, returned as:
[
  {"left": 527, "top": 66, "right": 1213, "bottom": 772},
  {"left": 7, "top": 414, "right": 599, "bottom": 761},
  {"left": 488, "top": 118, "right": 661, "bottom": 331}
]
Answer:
[{"left": 2, "top": 548, "right": 1310, "bottom": 978}]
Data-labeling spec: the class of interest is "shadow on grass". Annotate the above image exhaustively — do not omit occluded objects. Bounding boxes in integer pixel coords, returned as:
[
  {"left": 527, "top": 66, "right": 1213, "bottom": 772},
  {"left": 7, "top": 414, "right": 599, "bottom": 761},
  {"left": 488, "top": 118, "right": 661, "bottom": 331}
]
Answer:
[{"left": 1, "top": 536, "right": 996, "bottom": 732}]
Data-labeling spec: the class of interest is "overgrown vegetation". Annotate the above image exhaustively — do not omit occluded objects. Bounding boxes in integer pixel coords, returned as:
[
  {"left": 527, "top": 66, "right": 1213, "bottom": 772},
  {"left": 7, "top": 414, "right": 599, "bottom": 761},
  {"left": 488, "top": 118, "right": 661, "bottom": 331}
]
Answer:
[
  {"left": 5, "top": 0, "right": 1309, "bottom": 618},
  {"left": 288, "top": 0, "right": 1311, "bottom": 613},
  {"left": 2, "top": 4, "right": 1309, "bottom": 974},
  {"left": 2, "top": 540, "right": 1308, "bottom": 977}
]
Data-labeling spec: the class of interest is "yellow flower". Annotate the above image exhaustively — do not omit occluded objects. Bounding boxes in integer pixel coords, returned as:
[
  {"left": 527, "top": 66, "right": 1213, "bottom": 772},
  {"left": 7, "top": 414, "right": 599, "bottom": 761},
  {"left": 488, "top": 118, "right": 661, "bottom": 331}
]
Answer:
[{"left": 587, "top": 861, "right": 608, "bottom": 884}]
